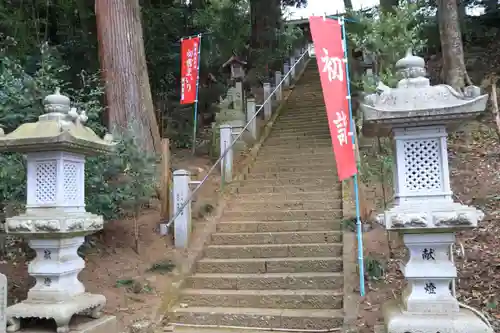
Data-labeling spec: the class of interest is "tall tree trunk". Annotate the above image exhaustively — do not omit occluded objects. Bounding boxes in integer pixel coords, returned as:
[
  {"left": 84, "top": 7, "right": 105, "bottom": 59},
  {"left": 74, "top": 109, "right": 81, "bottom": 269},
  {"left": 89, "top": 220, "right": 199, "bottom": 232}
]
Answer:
[
  {"left": 484, "top": 0, "right": 498, "bottom": 13},
  {"left": 344, "top": 0, "right": 353, "bottom": 10},
  {"left": 457, "top": 0, "right": 466, "bottom": 34},
  {"left": 250, "top": 0, "right": 280, "bottom": 74},
  {"left": 437, "top": 0, "right": 470, "bottom": 91},
  {"left": 95, "top": 0, "right": 161, "bottom": 154},
  {"left": 380, "top": 0, "right": 398, "bottom": 13}
]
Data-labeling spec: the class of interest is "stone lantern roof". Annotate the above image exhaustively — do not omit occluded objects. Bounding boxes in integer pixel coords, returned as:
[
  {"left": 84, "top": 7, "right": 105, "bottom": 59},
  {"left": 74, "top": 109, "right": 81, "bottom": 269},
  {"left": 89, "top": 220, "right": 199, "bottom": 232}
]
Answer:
[
  {"left": 222, "top": 55, "right": 247, "bottom": 69},
  {"left": 361, "top": 49, "right": 488, "bottom": 137},
  {"left": 0, "top": 88, "right": 114, "bottom": 155}
]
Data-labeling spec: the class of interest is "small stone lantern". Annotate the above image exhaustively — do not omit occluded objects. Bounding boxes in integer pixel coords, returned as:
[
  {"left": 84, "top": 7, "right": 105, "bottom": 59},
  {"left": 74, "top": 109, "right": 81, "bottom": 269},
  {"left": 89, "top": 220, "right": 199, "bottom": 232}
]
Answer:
[
  {"left": 1, "top": 89, "right": 114, "bottom": 333},
  {"left": 222, "top": 55, "right": 247, "bottom": 81},
  {"left": 361, "top": 50, "right": 492, "bottom": 333}
]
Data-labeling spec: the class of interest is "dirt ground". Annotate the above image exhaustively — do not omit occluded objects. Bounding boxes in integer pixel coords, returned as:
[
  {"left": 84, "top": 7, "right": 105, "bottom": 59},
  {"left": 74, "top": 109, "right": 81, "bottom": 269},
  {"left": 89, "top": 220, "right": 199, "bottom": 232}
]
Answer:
[
  {"left": 1, "top": 140, "right": 252, "bottom": 332},
  {"left": 352, "top": 120, "right": 500, "bottom": 333}
]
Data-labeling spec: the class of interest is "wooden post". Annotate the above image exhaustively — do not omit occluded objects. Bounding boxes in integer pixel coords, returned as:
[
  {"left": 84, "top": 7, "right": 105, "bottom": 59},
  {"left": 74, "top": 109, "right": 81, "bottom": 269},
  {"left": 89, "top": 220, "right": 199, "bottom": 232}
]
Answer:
[{"left": 159, "top": 138, "right": 171, "bottom": 235}]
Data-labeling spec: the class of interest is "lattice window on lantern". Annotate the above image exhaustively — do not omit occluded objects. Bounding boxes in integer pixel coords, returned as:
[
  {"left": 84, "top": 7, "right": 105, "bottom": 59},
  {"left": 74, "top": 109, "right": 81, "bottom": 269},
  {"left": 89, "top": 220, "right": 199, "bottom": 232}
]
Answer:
[
  {"left": 63, "top": 161, "right": 80, "bottom": 205},
  {"left": 35, "top": 161, "right": 57, "bottom": 204},
  {"left": 402, "top": 138, "right": 442, "bottom": 192}
]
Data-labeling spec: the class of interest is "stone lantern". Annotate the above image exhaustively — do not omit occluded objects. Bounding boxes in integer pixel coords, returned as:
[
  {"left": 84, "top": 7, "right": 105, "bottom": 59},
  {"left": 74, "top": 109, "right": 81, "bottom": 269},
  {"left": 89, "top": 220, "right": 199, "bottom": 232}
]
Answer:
[
  {"left": 1, "top": 89, "right": 115, "bottom": 333},
  {"left": 222, "top": 55, "right": 247, "bottom": 82},
  {"left": 361, "top": 50, "right": 492, "bottom": 333}
]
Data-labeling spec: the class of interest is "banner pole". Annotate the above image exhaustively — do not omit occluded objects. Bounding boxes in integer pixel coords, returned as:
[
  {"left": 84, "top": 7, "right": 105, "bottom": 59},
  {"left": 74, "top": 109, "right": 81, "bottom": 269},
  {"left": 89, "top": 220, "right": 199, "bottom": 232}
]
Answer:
[
  {"left": 192, "top": 34, "right": 202, "bottom": 155},
  {"left": 340, "top": 17, "right": 366, "bottom": 297}
]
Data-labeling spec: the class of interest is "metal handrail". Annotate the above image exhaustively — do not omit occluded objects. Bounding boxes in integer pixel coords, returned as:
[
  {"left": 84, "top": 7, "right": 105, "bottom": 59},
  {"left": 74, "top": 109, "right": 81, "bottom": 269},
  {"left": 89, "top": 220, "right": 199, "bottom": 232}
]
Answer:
[{"left": 164, "top": 47, "right": 311, "bottom": 229}]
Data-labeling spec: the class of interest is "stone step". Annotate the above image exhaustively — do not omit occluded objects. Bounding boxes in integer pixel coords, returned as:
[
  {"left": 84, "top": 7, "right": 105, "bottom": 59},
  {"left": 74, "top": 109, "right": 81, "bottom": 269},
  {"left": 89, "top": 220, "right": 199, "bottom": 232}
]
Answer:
[
  {"left": 273, "top": 115, "right": 328, "bottom": 123},
  {"left": 277, "top": 102, "right": 324, "bottom": 107},
  {"left": 250, "top": 164, "right": 335, "bottom": 173},
  {"left": 236, "top": 176, "right": 338, "bottom": 188},
  {"left": 226, "top": 199, "right": 342, "bottom": 211},
  {"left": 233, "top": 189, "right": 342, "bottom": 202},
  {"left": 196, "top": 257, "right": 343, "bottom": 274},
  {"left": 265, "top": 134, "right": 331, "bottom": 141},
  {"left": 270, "top": 126, "right": 330, "bottom": 134},
  {"left": 277, "top": 112, "right": 327, "bottom": 119},
  {"left": 252, "top": 155, "right": 336, "bottom": 167},
  {"left": 210, "top": 230, "right": 342, "bottom": 245},
  {"left": 172, "top": 327, "right": 268, "bottom": 333},
  {"left": 281, "top": 109, "right": 324, "bottom": 114},
  {"left": 221, "top": 209, "right": 342, "bottom": 221},
  {"left": 185, "top": 272, "right": 344, "bottom": 290},
  {"left": 235, "top": 183, "right": 341, "bottom": 195},
  {"left": 266, "top": 130, "right": 331, "bottom": 139},
  {"left": 244, "top": 170, "right": 337, "bottom": 181},
  {"left": 179, "top": 289, "right": 343, "bottom": 310},
  {"left": 290, "top": 87, "right": 322, "bottom": 92},
  {"left": 205, "top": 243, "right": 342, "bottom": 259},
  {"left": 261, "top": 140, "right": 332, "bottom": 149},
  {"left": 264, "top": 135, "right": 332, "bottom": 145},
  {"left": 270, "top": 122, "right": 328, "bottom": 129},
  {"left": 249, "top": 155, "right": 336, "bottom": 165},
  {"left": 262, "top": 138, "right": 331, "bottom": 147},
  {"left": 273, "top": 122, "right": 327, "bottom": 129},
  {"left": 170, "top": 306, "right": 343, "bottom": 330},
  {"left": 216, "top": 220, "right": 341, "bottom": 233}
]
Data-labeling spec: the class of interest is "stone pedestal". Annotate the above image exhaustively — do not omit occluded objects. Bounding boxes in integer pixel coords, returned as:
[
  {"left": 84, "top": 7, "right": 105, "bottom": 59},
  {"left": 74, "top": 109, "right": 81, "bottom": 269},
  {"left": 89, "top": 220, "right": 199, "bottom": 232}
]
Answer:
[
  {"left": 229, "top": 82, "right": 244, "bottom": 112},
  {"left": 383, "top": 299, "right": 491, "bottom": 333},
  {"left": 361, "top": 50, "right": 492, "bottom": 333},
  {"left": 401, "top": 233, "right": 458, "bottom": 313},
  {"left": 214, "top": 92, "right": 247, "bottom": 153},
  {"left": 0, "top": 89, "right": 115, "bottom": 333}
]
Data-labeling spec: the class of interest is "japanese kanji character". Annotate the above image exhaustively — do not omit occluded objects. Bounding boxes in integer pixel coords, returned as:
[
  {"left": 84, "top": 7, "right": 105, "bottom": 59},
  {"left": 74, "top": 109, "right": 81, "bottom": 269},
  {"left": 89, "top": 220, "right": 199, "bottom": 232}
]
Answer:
[
  {"left": 333, "top": 111, "right": 348, "bottom": 145},
  {"left": 321, "top": 48, "right": 344, "bottom": 82}
]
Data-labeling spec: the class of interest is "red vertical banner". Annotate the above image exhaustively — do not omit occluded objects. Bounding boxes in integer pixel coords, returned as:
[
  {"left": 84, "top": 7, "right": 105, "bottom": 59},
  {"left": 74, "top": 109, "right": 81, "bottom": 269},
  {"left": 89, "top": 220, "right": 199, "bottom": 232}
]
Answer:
[
  {"left": 308, "top": 16, "right": 357, "bottom": 181},
  {"left": 180, "top": 36, "right": 201, "bottom": 104}
]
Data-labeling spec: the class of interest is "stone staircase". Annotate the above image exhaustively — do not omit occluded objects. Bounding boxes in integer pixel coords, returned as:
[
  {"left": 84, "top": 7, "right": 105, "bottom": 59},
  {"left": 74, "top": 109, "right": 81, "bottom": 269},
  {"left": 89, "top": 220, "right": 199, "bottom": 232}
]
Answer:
[{"left": 169, "top": 61, "right": 345, "bottom": 331}]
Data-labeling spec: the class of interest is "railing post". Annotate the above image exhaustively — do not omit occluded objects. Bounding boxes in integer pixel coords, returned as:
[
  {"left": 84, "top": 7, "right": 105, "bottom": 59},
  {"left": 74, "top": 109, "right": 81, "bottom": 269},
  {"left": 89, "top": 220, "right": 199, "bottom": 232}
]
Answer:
[
  {"left": 308, "top": 43, "right": 315, "bottom": 57},
  {"left": 173, "top": 169, "right": 191, "bottom": 248},
  {"left": 275, "top": 71, "right": 282, "bottom": 101},
  {"left": 294, "top": 49, "right": 301, "bottom": 73},
  {"left": 263, "top": 82, "right": 272, "bottom": 120},
  {"left": 283, "top": 62, "right": 291, "bottom": 87},
  {"left": 290, "top": 55, "right": 296, "bottom": 80},
  {"left": 219, "top": 124, "right": 233, "bottom": 182},
  {"left": 246, "top": 98, "right": 257, "bottom": 140}
]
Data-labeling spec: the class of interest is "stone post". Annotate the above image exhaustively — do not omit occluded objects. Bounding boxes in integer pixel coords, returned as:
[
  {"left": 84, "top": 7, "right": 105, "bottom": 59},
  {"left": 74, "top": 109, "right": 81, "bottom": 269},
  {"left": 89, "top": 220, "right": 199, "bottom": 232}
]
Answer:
[
  {"left": 361, "top": 50, "right": 492, "bottom": 333},
  {"left": 173, "top": 170, "right": 192, "bottom": 248},
  {"left": 219, "top": 124, "right": 233, "bottom": 182},
  {"left": 246, "top": 98, "right": 257, "bottom": 140},
  {"left": 275, "top": 71, "right": 282, "bottom": 101},
  {"left": 263, "top": 83, "right": 272, "bottom": 120},
  {"left": 283, "top": 62, "right": 291, "bottom": 87},
  {"left": 294, "top": 48, "right": 302, "bottom": 73},
  {"left": 234, "top": 81, "right": 243, "bottom": 112},
  {"left": 290, "top": 55, "right": 296, "bottom": 80},
  {"left": 1, "top": 273, "right": 6, "bottom": 332},
  {"left": 308, "top": 43, "right": 315, "bottom": 57},
  {"left": 1, "top": 89, "right": 115, "bottom": 333}
]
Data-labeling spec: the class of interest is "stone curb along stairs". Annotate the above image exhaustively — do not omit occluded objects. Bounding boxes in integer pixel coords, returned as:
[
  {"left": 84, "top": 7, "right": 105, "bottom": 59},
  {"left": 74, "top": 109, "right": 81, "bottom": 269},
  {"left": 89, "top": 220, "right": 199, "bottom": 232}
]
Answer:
[{"left": 167, "top": 61, "right": 347, "bottom": 332}]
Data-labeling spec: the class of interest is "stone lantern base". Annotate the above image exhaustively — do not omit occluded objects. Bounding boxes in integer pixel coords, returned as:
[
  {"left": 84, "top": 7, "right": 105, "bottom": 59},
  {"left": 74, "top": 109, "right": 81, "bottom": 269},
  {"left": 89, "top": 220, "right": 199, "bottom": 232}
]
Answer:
[
  {"left": 5, "top": 211, "right": 107, "bottom": 333},
  {"left": 383, "top": 299, "right": 493, "bottom": 333},
  {"left": 7, "top": 293, "right": 106, "bottom": 333}
]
